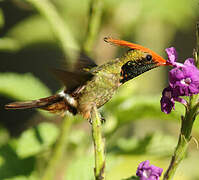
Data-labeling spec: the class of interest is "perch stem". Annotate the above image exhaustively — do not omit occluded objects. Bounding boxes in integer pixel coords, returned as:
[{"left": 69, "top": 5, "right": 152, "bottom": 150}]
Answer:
[
  {"left": 91, "top": 106, "right": 106, "bottom": 180},
  {"left": 83, "top": 0, "right": 104, "bottom": 55},
  {"left": 163, "top": 22, "right": 199, "bottom": 180}
]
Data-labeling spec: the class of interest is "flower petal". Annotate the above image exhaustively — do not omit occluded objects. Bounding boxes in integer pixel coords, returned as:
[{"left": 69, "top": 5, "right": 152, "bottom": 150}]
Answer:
[
  {"left": 184, "top": 58, "right": 195, "bottom": 66},
  {"left": 160, "top": 87, "right": 175, "bottom": 114},
  {"left": 165, "top": 47, "right": 178, "bottom": 66},
  {"left": 136, "top": 160, "right": 163, "bottom": 180}
]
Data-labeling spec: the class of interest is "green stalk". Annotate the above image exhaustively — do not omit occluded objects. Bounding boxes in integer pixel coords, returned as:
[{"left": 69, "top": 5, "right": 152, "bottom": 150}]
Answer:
[
  {"left": 42, "top": 116, "right": 74, "bottom": 180},
  {"left": 163, "top": 100, "right": 198, "bottom": 180},
  {"left": 83, "top": 1, "right": 105, "bottom": 179},
  {"left": 83, "top": 0, "right": 104, "bottom": 55},
  {"left": 195, "top": 22, "right": 199, "bottom": 67},
  {"left": 23, "top": 0, "right": 79, "bottom": 63},
  {"left": 163, "top": 22, "right": 199, "bottom": 180},
  {"left": 91, "top": 106, "right": 105, "bottom": 180}
]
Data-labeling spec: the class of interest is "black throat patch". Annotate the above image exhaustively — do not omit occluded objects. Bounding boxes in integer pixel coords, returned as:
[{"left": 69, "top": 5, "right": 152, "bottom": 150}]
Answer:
[{"left": 120, "top": 59, "right": 157, "bottom": 84}]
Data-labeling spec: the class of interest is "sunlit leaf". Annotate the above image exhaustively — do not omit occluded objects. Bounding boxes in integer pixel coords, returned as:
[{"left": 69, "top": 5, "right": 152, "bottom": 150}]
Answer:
[
  {"left": 104, "top": 95, "right": 184, "bottom": 125},
  {"left": 0, "top": 72, "right": 51, "bottom": 101},
  {"left": 141, "top": 0, "right": 199, "bottom": 28},
  {"left": 65, "top": 153, "right": 117, "bottom": 180},
  {"left": 65, "top": 155, "right": 94, "bottom": 180},
  {"left": 0, "top": 38, "right": 20, "bottom": 52},
  {"left": 104, "top": 93, "right": 199, "bottom": 134},
  {"left": 13, "top": 122, "right": 59, "bottom": 158},
  {"left": 7, "top": 15, "right": 55, "bottom": 50},
  {"left": 115, "top": 132, "right": 176, "bottom": 156}
]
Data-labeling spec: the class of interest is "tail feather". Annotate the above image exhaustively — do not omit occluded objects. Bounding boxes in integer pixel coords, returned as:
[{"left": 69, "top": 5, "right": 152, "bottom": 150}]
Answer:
[
  {"left": 5, "top": 100, "right": 43, "bottom": 109},
  {"left": 5, "top": 95, "right": 62, "bottom": 110},
  {"left": 5, "top": 94, "right": 77, "bottom": 115}
]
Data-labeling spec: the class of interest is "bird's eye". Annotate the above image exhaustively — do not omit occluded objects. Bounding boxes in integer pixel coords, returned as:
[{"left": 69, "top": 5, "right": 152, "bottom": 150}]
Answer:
[
  {"left": 146, "top": 54, "right": 152, "bottom": 61},
  {"left": 127, "top": 61, "right": 133, "bottom": 66}
]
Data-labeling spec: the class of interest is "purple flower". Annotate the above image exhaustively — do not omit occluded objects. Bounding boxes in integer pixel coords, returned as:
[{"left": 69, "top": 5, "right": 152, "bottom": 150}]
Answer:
[
  {"left": 169, "top": 59, "right": 199, "bottom": 96},
  {"left": 161, "top": 47, "right": 199, "bottom": 114},
  {"left": 160, "top": 87, "right": 175, "bottom": 114},
  {"left": 184, "top": 58, "right": 195, "bottom": 66},
  {"left": 165, "top": 47, "right": 178, "bottom": 66},
  {"left": 136, "top": 160, "right": 163, "bottom": 180},
  {"left": 160, "top": 86, "right": 187, "bottom": 114}
]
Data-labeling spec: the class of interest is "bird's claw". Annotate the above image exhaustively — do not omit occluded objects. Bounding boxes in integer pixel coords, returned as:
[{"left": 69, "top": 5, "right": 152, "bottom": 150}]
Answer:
[
  {"left": 100, "top": 117, "right": 106, "bottom": 124},
  {"left": 88, "top": 116, "right": 106, "bottom": 125}
]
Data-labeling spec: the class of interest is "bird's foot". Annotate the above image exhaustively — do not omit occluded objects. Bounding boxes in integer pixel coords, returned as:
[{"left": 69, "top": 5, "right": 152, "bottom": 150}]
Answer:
[{"left": 88, "top": 116, "right": 106, "bottom": 125}]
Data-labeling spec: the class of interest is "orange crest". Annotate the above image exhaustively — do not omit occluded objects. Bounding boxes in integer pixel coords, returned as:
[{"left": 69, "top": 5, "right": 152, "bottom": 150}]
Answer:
[{"left": 104, "top": 37, "right": 169, "bottom": 66}]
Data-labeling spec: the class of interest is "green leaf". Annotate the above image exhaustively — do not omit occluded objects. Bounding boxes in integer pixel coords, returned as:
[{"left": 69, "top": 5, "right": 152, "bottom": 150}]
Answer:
[
  {"left": 115, "top": 132, "right": 176, "bottom": 156},
  {"left": 104, "top": 95, "right": 184, "bottom": 125},
  {"left": 13, "top": 122, "right": 59, "bottom": 158},
  {"left": 0, "top": 72, "right": 51, "bottom": 101},
  {"left": 7, "top": 15, "right": 56, "bottom": 50},
  {"left": 5, "top": 176, "right": 30, "bottom": 180},
  {"left": 0, "top": 8, "right": 4, "bottom": 29},
  {"left": 104, "top": 0, "right": 199, "bottom": 30},
  {"left": 0, "top": 38, "right": 20, "bottom": 52},
  {"left": 141, "top": 0, "right": 199, "bottom": 28},
  {"left": 0, "top": 145, "right": 35, "bottom": 179},
  {"left": 65, "top": 153, "right": 117, "bottom": 180},
  {"left": 122, "top": 176, "right": 139, "bottom": 180},
  {"left": 104, "top": 93, "right": 199, "bottom": 135},
  {"left": 65, "top": 154, "right": 94, "bottom": 180}
]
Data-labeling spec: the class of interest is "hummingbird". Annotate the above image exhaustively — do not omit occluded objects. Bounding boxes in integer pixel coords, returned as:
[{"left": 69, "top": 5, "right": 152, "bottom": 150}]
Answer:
[{"left": 5, "top": 37, "right": 169, "bottom": 120}]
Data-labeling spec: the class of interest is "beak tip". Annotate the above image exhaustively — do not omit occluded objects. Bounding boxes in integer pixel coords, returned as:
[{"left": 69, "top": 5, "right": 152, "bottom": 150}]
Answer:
[
  {"left": 165, "top": 61, "right": 172, "bottom": 66},
  {"left": 158, "top": 58, "right": 171, "bottom": 66}
]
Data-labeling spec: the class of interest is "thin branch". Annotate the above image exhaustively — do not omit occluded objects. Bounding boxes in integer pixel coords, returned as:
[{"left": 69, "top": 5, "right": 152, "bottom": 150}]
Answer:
[
  {"left": 23, "top": 0, "right": 79, "bottom": 64},
  {"left": 91, "top": 106, "right": 105, "bottom": 180},
  {"left": 195, "top": 22, "right": 199, "bottom": 67},
  {"left": 83, "top": 1, "right": 105, "bottom": 179},
  {"left": 83, "top": 0, "right": 104, "bottom": 56}
]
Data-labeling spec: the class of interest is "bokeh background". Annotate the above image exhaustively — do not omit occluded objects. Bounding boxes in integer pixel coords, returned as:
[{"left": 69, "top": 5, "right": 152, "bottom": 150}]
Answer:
[{"left": 0, "top": 0, "right": 199, "bottom": 179}]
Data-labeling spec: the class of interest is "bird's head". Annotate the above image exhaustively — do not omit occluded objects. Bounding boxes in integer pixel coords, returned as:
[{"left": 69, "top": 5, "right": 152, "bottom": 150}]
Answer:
[{"left": 104, "top": 37, "right": 170, "bottom": 83}]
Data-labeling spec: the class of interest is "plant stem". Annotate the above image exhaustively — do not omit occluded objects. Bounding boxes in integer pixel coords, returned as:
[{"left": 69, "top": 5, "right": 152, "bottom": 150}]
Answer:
[
  {"left": 163, "top": 22, "right": 199, "bottom": 180},
  {"left": 24, "top": 0, "right": 79, "bottom": 63},
  {"left": 83, "top": 1, "right": 105, "bottom": 179},
  {"left": 42, "top": 116, "right": 74, "bottom": 180},
  {"left": 91, "top": 106, "right": 105, "bottom": 180},
  {"left": 163, "top": 101, "right": 198, "bottom": 180},
  {"left": 195, "top": 22, "right": 199, "bottom": 67},
  {"left": 83, "top": 0, "right": 104, "bottom": 55}
]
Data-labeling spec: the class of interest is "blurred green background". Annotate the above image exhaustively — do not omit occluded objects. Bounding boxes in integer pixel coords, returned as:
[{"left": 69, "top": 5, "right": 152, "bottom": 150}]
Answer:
[{"left": 0, "top": 0, "right": 199, "bottom": 180}]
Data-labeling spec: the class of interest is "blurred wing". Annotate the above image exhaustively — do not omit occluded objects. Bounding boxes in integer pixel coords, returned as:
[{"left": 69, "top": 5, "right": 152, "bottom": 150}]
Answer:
[
  {"left": 51, "top": 69, "right": 94, "bottom": 93},
  {"left": 55, "top": 52, "right": 97, "bottom": 72},
  {"left": 50, "top": 51, "right": 97, "bottom": 93},
  {"left": 74, "top": 53, "right": 97, "bottom": 72}
]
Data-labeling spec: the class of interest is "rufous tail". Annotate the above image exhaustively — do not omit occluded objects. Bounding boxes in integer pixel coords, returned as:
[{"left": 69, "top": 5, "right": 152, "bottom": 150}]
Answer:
[{"left": 5, "top": 94, "right": 77, "bottom": 115}]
